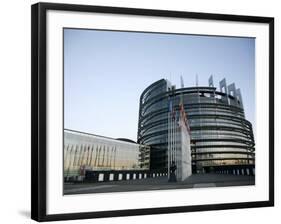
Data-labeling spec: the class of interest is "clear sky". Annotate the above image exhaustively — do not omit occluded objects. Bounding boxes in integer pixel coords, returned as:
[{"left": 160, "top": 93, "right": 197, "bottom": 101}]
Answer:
[{"left": 64, "top": 28, "right": 255, "bottom": 141}]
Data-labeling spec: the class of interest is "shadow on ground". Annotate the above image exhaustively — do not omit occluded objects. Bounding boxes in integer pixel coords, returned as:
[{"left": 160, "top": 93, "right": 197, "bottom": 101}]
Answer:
[{"left": 64, "top": 174, "right": 255, "bottom": 195}]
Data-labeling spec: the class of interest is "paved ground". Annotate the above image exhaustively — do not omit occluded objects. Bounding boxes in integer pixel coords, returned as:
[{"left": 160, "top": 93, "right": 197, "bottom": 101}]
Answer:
[{"left": 64, "top": 174, "right": 255, "bottom": 195}]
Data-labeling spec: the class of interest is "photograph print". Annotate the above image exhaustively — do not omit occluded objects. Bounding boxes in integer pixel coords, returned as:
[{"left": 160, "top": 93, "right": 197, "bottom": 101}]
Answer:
[{"left": 63, "top": 28, "right": 255, "bottom": 195}]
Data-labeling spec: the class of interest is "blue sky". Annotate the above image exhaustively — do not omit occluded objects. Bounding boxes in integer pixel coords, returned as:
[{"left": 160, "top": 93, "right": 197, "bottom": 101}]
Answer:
[{"left": 64, "top": 28, "right": 255, "bottom": 141}]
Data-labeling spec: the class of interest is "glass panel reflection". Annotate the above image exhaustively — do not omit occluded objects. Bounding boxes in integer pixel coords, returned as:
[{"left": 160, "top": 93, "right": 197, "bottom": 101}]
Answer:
[{"left": 64, "top": 130, "right": 150, "bottom": 178}]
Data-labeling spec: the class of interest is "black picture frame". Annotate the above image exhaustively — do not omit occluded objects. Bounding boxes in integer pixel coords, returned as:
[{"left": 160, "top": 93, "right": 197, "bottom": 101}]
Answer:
[{"left": 31, "top": 2, "right": 274, "bottom": 222}]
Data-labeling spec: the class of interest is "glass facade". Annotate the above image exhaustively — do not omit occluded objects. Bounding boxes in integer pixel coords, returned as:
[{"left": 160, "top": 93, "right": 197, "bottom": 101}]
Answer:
[
  {"left": 138, "top": 80, "right": 171, "bottom": 170},
  {"left": 64, "top": 130, "right": 150, "bottom": 178},
  {"left": 138, "top": 78, "right": 255, "bottom": 173}
]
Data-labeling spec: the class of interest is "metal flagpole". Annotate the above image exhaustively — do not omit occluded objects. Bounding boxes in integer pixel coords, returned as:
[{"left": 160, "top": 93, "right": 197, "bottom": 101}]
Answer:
[
  {"left": 168, "top": 99, "right": 171, "bottom": 179},
  {"left": 113, "top": 146, "right": 117, "bottom": 168},
  {"left": 196, "top": 74, "right": 202, "bottom": 173},
  {"left": 172, "top": 108, "right": 175, "bottom": 175},
  {"left": 172, "top": 108, "right": 174, "bottom": 168},
  {"left": 88, "top": 145, "right": 93, "bottom": 167},
  {"left": 174, "top": 111, "right": 177, "bottom": 178},
  {"left": 173, "top": 111, "right": 175, "bottom": 169}
]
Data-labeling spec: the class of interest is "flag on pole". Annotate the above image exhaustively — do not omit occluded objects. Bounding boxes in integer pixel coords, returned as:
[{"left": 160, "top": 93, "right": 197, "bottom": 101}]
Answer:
[
  {"left": 172, "top": 108, "right": 176, "bottom": 120},
  {"left": 169, "top": 99, "right": 173, "bottom": 112},
  {"left": 180, "top": 76, "right": 184, "bottom": 88}
]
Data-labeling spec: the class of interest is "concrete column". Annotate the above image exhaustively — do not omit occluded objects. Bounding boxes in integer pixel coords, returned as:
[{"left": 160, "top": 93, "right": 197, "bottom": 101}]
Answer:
[{"left": 98, "top": 173, "right": 104, "bottom": 182}]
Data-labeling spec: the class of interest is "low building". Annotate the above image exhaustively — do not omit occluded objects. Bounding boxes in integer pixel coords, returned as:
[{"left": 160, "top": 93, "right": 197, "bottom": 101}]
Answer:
[{"left": 64, "top": 129, "right": 150, "bottom": 181}]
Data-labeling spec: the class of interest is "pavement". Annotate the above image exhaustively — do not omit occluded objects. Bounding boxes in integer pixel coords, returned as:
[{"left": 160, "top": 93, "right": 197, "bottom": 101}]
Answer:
[{"left": 64, "top": 173, "right": 255, "bottom": 195}]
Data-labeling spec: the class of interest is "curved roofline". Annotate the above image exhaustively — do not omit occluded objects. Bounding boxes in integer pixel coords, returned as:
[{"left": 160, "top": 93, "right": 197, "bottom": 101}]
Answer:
[
  {"left": 64, "top": 129, "right": 140, "bottom": 146},
  {"left": 115, "top": 138, "right": 137, "bottom": 144},
  {"left": 139, "top": 79, "right": 166, "bottom": 100}
]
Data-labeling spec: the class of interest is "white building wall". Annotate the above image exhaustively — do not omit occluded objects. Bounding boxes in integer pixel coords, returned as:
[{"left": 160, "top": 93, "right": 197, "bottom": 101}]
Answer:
[
  {"left": 64, "top": 130, "right": 150, "bottom": 178},
  {"left": 179, "top": 120, "right": 192, "bottom": 181}
]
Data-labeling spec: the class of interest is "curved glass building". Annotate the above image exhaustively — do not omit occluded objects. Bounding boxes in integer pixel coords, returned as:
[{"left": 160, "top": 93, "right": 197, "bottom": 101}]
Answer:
[{"left": 138, "top": 77, "right": 255, "bottom": 175}]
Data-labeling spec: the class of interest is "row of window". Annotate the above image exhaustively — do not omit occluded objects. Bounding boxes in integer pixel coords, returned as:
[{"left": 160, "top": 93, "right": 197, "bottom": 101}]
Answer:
[
  {"left": 195, "top": 147, "right": 252, "bottom": 153},
  {"left": 195, "top": 153, "right": 254, "bottom": 160},
  {"left": 196, "top": 159, "right": 254, "bottom": 166}
]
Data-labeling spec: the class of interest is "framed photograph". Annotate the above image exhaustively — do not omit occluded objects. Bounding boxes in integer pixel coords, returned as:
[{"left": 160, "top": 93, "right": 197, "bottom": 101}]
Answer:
[{"left": 31, "top": 2, "right": 274, "bottom": 222}]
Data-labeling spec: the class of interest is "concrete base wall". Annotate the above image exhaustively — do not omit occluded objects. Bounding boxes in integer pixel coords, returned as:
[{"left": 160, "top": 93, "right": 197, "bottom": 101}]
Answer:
[{"left": 64, "top": 169, "right": 168, "bottom": 183}]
